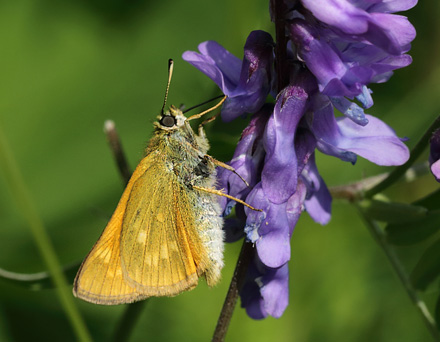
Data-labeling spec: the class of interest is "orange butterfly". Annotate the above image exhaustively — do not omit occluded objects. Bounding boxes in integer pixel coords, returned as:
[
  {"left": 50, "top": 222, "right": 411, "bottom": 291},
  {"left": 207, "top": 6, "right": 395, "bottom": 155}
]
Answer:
[{"left": 73, "top": 60, "right": 259, "bottom": 305}]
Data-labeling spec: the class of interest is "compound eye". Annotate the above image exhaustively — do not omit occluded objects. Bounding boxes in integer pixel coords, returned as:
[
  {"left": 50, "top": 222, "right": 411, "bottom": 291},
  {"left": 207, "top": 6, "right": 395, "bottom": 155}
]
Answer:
[{"left": 160, "top": 115, "right": 176, "bottom": 127}]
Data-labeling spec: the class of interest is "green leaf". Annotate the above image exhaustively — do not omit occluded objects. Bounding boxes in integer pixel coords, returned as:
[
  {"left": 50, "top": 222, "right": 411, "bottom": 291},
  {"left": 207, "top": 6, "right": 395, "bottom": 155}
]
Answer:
[
  {"left": 0, "top": 262, "right": 80, "bottom": 290},
  {"left": 358, "top": 199, "right": 428, "bottom": 224},
  {"left": 385, "top": 210, "right": 440, "bottom": 245},
  {"left": 384, "top": 189, "right": 440, "bottom": 245},
  {"left": 410, "top": 237, "right": 440, "bottom": 291},
  {"left": 436, "top": 291, "right": 440, "bottom": 331},
  {"left": 413, "top": 188, "right": 440, "bottom": 210}
]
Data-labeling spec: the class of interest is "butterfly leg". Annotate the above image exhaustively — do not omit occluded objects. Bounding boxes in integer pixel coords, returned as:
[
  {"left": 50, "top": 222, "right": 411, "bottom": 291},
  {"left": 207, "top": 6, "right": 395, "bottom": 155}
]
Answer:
[
  {"left": 192, "top": 185, "right": 262, "bottom": 212},
  {"left": 197, "top": 113, "right": 219, "bottom": 139},
  {"left": 195, "top": 115, "right": 219, "bottom": 153},
  {"left": 205, "top": 155, "right": 250, "bottom": 187}
]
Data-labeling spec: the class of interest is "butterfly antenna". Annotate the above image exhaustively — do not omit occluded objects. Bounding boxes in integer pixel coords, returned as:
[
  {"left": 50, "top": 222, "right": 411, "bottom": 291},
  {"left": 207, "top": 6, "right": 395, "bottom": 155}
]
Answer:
[
  {"left": 183, "top": 95, "right": 225, "bottom": 114},
  {"left": 187, "top": 95, "right": 227, "bottom": 121},
  {"left": 161, "top": 59, "right": 174, "bottom": 115}
]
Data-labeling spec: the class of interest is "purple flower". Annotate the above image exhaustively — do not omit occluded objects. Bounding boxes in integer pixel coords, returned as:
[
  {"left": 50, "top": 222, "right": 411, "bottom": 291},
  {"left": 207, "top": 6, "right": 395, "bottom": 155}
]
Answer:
[
  {"left": 241, "top": 257, "right": 289, "bottom": 319},
  {"left": 430, "top": 128, "right": 440, "bottom": 182},
  {"left": 244, "top": 180, "right": 307, "bottom": 269},
  {"left": 310, "top": 94, "right": 410, "bottom": 165},
  {"left": 182, "top": 30, "right": 274, "bottom": 122},
  {"left": 183, "top": 0, "right": 417, "bottom": 320},
  {"left": 217, "top": 106, "right": 271, "bottom": 215},
  {"left": 291, "top": 0, "right": 417, "bottom": 98},
  {"left": 301, "top": 153, "right": 332, "bottom": 225},
  {"left": 262, "top": 85, "right": 309, "bottom": 204}
]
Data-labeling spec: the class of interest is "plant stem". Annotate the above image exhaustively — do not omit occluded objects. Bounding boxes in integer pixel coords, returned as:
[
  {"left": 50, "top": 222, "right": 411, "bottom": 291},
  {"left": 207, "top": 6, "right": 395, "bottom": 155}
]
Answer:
[
  {"left": 329, "top": 162, "right": 430, "bottom": 201},
  {"left": 212, "top": 241, "right": 255, "bottom": 342},
  {"left": 112, "top": 301, "right": 147, "bottom": 342},
  {"left": 272, "top": 0, "right": 289, "bottom": 93},
  {"left": 104, "top": 120, "right": 132, "bottom": 185},
  {"left": 104, "top": 120, "right": 148, "bottom": 341},
  {"left": 357, "top": 207, "right": 440, "bottom": 341},
  {"left": 0, "top": 126, "right": 92, "bottom": 342},
  {"left": 365, "top": 115, "right": 440, "bottom": 198}
]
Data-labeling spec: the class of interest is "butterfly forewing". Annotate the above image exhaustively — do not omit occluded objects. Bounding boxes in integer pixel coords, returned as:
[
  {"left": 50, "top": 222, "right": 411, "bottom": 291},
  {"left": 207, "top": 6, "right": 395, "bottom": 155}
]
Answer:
[
  {"left": 120, "top": 157, "right": 209, "bottom": 296},
  {"left": 73, "top": 159, "right": 151, "bottom": 304}
]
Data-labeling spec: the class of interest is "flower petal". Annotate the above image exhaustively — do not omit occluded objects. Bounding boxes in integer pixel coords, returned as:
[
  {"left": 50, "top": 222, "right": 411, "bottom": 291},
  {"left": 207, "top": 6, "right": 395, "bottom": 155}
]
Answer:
[
  {"left": 262, "top": 86, "right": 308, "bottom": 204},
  {"left": 429, "top": 128, "right": 440, "bottom": 182},
  {"left": 241, "top": 256, "right": 290, "bottom": 319},
  {"left": 336, "top": 115, "right": 410, "bottom": 165},
  {"left": 366, "top": 13, "right": 416, "bottom": 54},
  {"left": 355, "top": 86, "right": 374, "bottom": 109},
  {"left": 302, "top": 154, "right": 332, "bottom": 225},
  {"left": 290, "top": 20, "right": 373, "bottom": 98},
  {"left": 182, "top": 41, "right": 241, "bottom": 93},
  {"left": 244, "top": 183, "right": 270, "bottom": 244},
  {"left": 255, "top": 182, "right": 306, "bottom": 268},
  {"left": 217, "top": 106, "right": 271, "bottom": 212},
  {"left": 370, "top": 0, "right": 418, "bottom": 15},
  {"left": 301, "top": 0, "right": 370, "bottom": 34},
  {"left": 330, "top": 96, "right": 369, "bottom": 126},
  {"left": 260, "top": 263, "right": 289, "bottom": 318},
  {"left": 311, "top": 99, "right": 409, "bottom": 165},
  {"left": 183, "top": 31, "right": 274, "bottom": 122}
]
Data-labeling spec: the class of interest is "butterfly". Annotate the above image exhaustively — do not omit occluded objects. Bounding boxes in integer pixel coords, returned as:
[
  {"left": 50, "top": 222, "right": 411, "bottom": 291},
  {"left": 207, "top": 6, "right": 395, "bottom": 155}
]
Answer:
[{"left": 73, "top": 60, "right": 259, "bottom": 305}]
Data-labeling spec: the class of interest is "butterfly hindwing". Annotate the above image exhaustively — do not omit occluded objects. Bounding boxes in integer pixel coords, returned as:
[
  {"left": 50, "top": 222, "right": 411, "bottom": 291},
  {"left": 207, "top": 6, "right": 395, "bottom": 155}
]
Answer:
[{"left": 120, "top": 156, "right": 209, "bottom": 296}]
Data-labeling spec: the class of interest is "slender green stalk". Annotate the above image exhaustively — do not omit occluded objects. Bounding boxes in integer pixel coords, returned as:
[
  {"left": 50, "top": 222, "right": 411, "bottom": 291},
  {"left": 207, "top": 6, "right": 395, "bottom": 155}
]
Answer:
[
  {"left": 0, "top": 126, "right": 92, "bottom": 342},
  {"left": 104, "top": 120, "right": 132, "bottom": 186},
  {"left": 365, "top": 115, "right": 440, "bottom": 198},
  {"left": 112, "top": 302, "right": 147, "bottom": 342},
  {"left": 357, "top": 206, "right": 440, "bottom": 341},
  {"left": 0, "top": 306, "right": 12, "bottom": 341},
  {"left": 212, "top": 241, "right": 255, "bottom": 342},
  {"left": 330, "top": 162, "right": 430, "bottom": 201},
  {"left": 104, "top": 120, "right": 148, "bottom": 342}
]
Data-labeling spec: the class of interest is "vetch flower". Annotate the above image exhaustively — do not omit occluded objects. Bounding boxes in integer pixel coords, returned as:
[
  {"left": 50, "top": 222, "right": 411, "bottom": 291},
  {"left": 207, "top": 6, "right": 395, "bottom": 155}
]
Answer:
[
  {"left": 310, "top": 95, "right": 410, "bottom": 165},
  {"left": 301, "top": 153, "right": 332, "bottom": 225},
  {"left": 243, "top": 180, "right": 307, "bottom": 269},
  {"left": 291, "top": 0, "right": 417, "bottom": 98},
  {"left": 217, "top": 106, "right": 271, "bottom": 215},
  {"left": 182, "top": 30, "right": 274, "bottom": 121},
  {"left": 241, "top": 257, "right": 289, "bottom": 319},
  {"left": 262, "top": 85, "right": 309, "bottom": 204},
  {"left": 183, "top": 0, "right": 417, "bottom": 321},
  {"left": 430, "top": 128, "right": 440, "bottom": 182}
]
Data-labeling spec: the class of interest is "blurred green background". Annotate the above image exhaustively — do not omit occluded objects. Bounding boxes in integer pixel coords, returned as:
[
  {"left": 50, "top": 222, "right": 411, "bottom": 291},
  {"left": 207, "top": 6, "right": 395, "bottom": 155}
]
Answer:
[{"left": 0, "top": 0, "right": 439, "bottom": 341}]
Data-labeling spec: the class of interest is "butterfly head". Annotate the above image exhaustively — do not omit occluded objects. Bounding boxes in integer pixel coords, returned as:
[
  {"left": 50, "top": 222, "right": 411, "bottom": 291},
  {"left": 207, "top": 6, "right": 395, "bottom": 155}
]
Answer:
[{"left": 157, "top": 105, "right": 187, "bottom": 131}]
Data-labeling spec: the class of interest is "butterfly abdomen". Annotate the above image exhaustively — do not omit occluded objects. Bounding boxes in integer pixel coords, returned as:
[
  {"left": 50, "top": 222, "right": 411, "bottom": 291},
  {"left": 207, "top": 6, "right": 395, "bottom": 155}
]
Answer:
[{"left": 188, "top": 155, "right": 224, "bottom": 287}]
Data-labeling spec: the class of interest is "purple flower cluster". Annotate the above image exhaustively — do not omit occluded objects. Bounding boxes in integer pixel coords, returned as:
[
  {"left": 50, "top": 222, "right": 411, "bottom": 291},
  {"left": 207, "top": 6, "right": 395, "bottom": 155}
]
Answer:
[{"left": 183, "top": 0, "right": 416, "bottom": 319}]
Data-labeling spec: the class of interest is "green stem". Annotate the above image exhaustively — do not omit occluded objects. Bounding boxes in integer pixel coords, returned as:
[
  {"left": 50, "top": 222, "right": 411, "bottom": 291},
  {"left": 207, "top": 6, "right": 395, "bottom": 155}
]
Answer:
[
  {"left": 330, "top": 162, "right": 430, "bottom": 201},
  {"left": 212, "top": 241, "right": 255, "bottom": 342},
  {"left": 104, "top": 120, "right": 148, "bottom": 342},
  {"left": 365, "top": 115, "right": 440, "bottom": 198},
  {"left": 104, "top": 120, "right": 132, "bottom": 185},
  {"left": 112, "top": 302, "right": 147, "bottom": 342},
  {"left": 357, "top": 206, "right": 440, "bottom": 341},
  {"left": 0, "top": 127, "right": 92, "bottom": 342}
]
